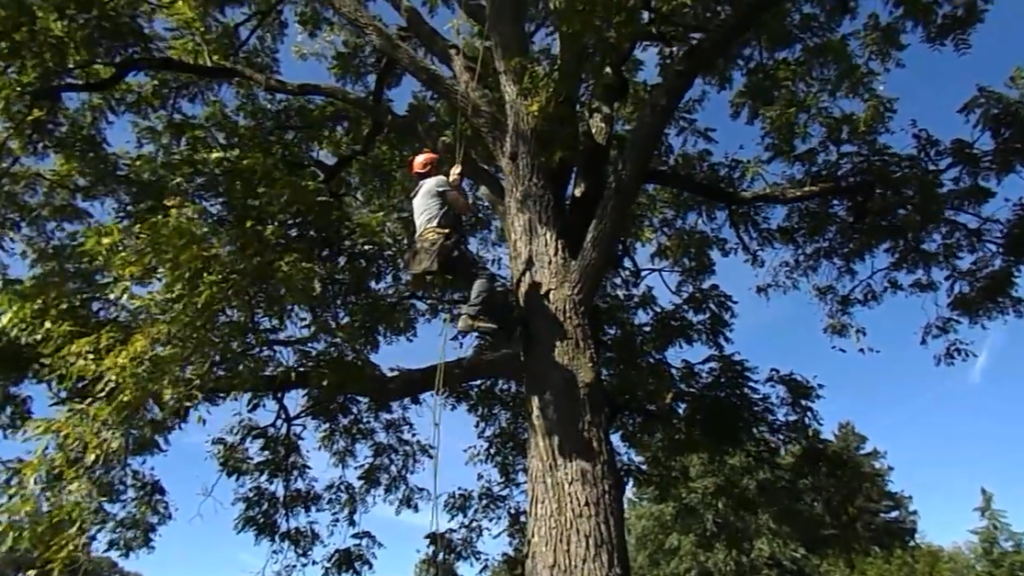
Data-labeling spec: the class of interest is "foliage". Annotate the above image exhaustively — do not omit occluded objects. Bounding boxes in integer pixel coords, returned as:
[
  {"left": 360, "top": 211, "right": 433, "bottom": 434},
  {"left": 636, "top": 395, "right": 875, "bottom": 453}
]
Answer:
[
  {"left": 830, "top": 490, "right": 1024, "bottom": 576},
  {"left": 0, "top": 548, "right": 142, "bottom": 576},
  {"left": 413, "top": 550, "right": 461, "bottom": 576},
  {"left": 0, "top": 0, "right": 1022, "bottom": 574},
  {"left": 966, "top": 489, "right": 1024, "bottom": 576},
  {"left": 628, "top": 480, "right": 1021, "bottom": 576},
  {"left": 627, "top": 418, "right": 917, "bottom": 576},
  {"left": 831, "top": 545, "right": 975, "bottom": 576}
]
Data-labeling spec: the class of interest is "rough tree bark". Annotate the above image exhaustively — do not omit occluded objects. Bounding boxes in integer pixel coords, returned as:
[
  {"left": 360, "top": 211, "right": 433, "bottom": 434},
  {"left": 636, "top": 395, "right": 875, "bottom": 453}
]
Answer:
[
  {"left": 500, "top": 133, "right": 630, "bottom": 576},
  {"left": 519, "top": 292, "right": 628, "bottom": 576}
]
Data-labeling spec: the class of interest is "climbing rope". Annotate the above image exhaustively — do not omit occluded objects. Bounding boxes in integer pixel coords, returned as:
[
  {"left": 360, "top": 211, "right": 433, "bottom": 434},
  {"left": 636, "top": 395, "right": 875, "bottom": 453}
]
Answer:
[
  {"left": 427, "top": 315, "right": 448, "bottom": 568},
  {"left": 452, "top": 3, "right": 488, "bottom": 166},
  {"left": 425, "top": 6, "right": 490, "bottom": 570}
]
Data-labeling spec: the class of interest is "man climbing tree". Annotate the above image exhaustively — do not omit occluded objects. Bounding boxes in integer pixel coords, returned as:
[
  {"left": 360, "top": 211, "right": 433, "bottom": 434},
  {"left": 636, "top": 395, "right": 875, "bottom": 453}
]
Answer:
[
  {"left": 406, "top": 149, "right": 503, "bottom": 335},
  {"left": 0, "top": 1, "right": 1021, "bottom": 576}
]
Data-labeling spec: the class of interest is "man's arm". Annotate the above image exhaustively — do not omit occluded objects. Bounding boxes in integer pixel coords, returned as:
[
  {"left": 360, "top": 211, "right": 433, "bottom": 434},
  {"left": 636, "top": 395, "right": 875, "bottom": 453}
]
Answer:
[
  {"left": 444, "top": 164, "right": 473, "bottom": 215},
  {"left": 445, "top": 188, "right": 473, "bottom": 215}
]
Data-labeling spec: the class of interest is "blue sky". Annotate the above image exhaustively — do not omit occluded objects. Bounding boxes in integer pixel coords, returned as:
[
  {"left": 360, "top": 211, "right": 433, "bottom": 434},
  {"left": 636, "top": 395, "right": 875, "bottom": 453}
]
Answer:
[{"left": 4, "top": 3, "right": 1024, "bottom": 576}]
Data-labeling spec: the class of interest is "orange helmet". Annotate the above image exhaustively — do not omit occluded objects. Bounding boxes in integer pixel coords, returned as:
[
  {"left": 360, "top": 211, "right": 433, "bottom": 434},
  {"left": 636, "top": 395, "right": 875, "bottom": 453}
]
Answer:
[{"left": 410, "top": 150, "right": 440, "bottom": 174}]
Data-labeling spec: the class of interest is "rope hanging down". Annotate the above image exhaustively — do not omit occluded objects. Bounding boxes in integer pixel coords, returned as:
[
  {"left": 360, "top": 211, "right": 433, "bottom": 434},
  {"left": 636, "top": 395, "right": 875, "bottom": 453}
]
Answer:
[
  {"left": 451, "top": 4, "right": 487, "bottom": 166},
  {"left": 426, "top": 7, "right": 488, "bottom": 570},
  {"left": 427, "top": 316, "right": 448, "bottom": 569}
]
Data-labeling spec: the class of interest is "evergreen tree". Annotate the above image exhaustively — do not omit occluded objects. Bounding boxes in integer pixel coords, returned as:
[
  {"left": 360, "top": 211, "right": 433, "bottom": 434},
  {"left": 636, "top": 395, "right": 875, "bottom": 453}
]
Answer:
[
  {"left": 628, "top": 487, "right": 1022, "bottom": 576},
  {"left": 968, "top": 489, "right": 1024, "bottom": 576},
  {"left": 627, "top": 414, "right": 916, "bottom": 576},
  {"left": 821, "top": 491, "right": 1020, "bottom": 576},
  {"left": 795, "top": 422, "right": 917, "bottom": 558}
]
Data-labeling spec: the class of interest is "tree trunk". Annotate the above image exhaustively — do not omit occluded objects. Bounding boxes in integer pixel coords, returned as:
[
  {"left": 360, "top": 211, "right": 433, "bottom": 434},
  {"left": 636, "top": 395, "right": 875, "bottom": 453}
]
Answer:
[
  {"left": 503, "top": 162, "right": 630, "bottom": 576},
  {"left": 521, "top": 297, "right": 629, "bottom": 576}
]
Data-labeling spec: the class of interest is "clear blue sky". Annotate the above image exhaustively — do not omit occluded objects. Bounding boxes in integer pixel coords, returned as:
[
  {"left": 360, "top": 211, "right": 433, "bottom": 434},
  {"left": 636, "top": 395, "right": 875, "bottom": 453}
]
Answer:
[{"left": 4, "top": 3, "right": 1024, "bottom": 576}]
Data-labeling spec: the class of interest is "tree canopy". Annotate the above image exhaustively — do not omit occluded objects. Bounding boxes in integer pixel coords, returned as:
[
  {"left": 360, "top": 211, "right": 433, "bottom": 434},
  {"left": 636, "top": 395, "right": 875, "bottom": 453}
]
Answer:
[
  {"left": 1, "top": 0, "right": 1022, "bottom": 575},
  {"left": 628, "top": 487, "right": 1021, "bottom": 576},
  {"left": 627, "top": 420, "right": 918, "bottom": 576},
  {"left": 0, "top": 548, "right": 142, "bottom": 576}
]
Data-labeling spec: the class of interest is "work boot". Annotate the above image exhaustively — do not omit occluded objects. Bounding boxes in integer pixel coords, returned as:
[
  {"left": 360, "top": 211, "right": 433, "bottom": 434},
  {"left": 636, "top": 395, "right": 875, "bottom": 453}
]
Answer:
[{"left": 456, "top": 314, "right": 498, "bottom": 334}]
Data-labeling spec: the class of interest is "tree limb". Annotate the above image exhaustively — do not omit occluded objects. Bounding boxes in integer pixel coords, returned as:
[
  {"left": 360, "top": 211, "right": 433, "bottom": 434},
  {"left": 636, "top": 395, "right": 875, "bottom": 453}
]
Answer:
[
  {"left": 389, "top": 3, "right": 494, "bottom": 95},
  {"left": 327, "top": 0, "right": 504, "bottom": 143},
  {"left": 26, "top": 55, "right": 402, "bottom": 194},
  {"left": 543, "top": 30, "right": 585, "bottom": 198},
  {"left": 562, "top": 40, "right": 640, "bottom": 256},
  {"left": 386, "top": 0, "right": 460, "bottom": 72},
  {"left": 461, "top": 1, "right": 488, "bottom": 28},
  {"left": 486, "top": 0, "right": 530, "bottom": 72},
  {"left": 26, "top": 56, "right": 365, "bottom": 107},
  {"left": 573, "top": 0, "right": 788, "bottom": 303},
  {"left": 317, "top": 56, "right": 399, "bottom": 187},
  {"left": 254, "top": 349, "right": 522, "bottom": 402},
  {"left": 231, "top": 0, "right": 288, "bottom": 57},
  {"left": 24, "top": 55, "right": 417, "bottom": 194},
  {"left": 38, "top": 347, "right": 521, "bottom": 408},
  {"left": 646, "top": 169, "right": 873, "bottom": 205}
]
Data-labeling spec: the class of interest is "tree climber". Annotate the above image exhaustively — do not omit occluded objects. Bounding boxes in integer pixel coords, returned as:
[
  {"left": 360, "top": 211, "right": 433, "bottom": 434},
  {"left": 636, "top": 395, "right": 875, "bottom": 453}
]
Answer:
[{"left": 406, "top": 150, "right": 502, "bottom": 335}]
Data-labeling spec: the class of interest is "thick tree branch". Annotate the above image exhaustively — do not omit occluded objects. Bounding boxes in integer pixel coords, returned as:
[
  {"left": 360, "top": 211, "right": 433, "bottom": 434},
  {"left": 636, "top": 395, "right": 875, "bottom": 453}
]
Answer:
[
  {"left": 486, "top": 0, "right": 530, "bottom": 68},
  {"left": 327, "top": 0, "right": 503, "bottom": 142},
  {"left": 256, "top": 349, "right": 522, "bottom": 401},
  {"left": 26, "top": 56, "right": 365, "bottom": 106},
  {"left": 386, "top": 0, "right": 487, "bottom": 81},
  {"left": 317, "top": 56, "right": 399, "bottom": 187},
  {"left": 387, "top": 0, "right": 454, "bottom": 69},
  {"left": 562, "top": 41, "right": 640, "bottom": 256},
  {"left": 573, "top": 0, "right": 788, "bottom": 302},
  {"left": 42, "top": 348, "right": 521, "bottom": 407},
  {"left": 646, "top": 169, "right": 872, "bottom": 205},
  {"left": 389, "top": 3, "right": 492, "bottom": 91},
  {"left": 461, "top": 1, "right": 488, "bottom": 28},
  {"left": 543, "top": 34, "right": 585, "bottom": 198},
  {"left": 478, "top": 0, "right": 529, "bottom": 145}
]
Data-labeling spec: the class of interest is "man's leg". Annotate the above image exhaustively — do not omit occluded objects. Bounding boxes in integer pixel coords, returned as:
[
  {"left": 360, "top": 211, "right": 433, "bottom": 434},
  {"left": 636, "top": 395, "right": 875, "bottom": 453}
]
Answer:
[{"left": 443, "top": 247, "right": 499, "bottom": 333}]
